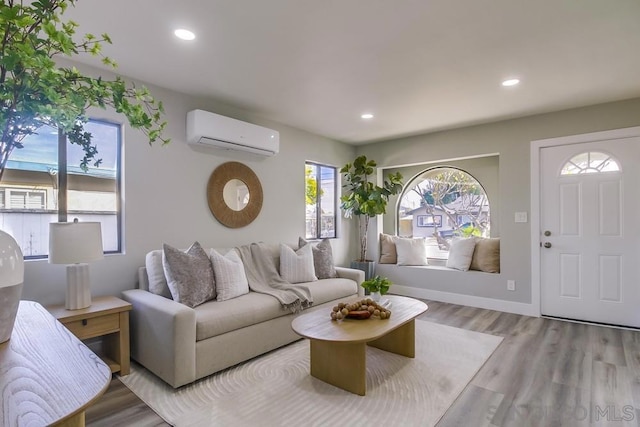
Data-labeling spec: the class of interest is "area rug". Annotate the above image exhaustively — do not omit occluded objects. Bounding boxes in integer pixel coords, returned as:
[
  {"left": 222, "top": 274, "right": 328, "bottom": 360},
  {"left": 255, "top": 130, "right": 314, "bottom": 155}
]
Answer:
[{"left": 120, "top": 320, "right": 502, "bottom": 427}]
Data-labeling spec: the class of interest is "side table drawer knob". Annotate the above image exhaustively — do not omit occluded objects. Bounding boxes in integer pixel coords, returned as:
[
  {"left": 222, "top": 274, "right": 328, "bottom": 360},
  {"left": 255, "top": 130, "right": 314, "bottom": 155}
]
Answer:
[{"left": 82, "top": 319, "right": 88, "bottom": 326}]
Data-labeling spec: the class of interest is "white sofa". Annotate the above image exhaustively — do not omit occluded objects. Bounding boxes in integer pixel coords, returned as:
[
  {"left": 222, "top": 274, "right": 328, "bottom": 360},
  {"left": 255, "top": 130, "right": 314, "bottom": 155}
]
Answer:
[{"left": 122, "top": 248, "right": 364, "bottom": 388}]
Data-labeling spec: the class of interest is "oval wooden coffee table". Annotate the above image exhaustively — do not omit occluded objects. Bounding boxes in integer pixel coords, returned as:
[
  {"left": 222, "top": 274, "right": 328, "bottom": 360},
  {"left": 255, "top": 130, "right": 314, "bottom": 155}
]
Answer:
[{"left": 291, "top": 295, "right": 428, "bottom": 396}]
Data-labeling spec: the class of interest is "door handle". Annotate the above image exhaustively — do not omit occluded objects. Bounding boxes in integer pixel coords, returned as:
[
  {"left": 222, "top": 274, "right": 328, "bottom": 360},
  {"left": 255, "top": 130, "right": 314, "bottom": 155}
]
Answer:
[{"left": 544, "top": 242, "right": 552, "bottom": 248}]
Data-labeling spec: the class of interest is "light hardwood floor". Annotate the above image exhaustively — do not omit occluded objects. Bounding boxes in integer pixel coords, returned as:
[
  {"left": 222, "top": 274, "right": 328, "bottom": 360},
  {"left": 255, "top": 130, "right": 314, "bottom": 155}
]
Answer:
[{"left": 86, "top": 300, "right": 640, "bottom": 426}]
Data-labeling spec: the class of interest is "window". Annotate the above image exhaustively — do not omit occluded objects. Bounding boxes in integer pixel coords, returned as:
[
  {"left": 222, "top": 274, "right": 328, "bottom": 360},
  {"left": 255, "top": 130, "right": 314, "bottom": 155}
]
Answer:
[
  {"left": 305, "top": 162, "right": 337, "bottom": 239},
  {"left": 417, "top": 214, "right": 442, "bottom": 227},
  {"left": 397, "top": 167, "right": 490, "bottom": 260},
  {"left": 0, "top": 119, "right": 122, "bottom": 258},
  {"left": 560, "top": 151, "right": 620, "bottom": 175}
]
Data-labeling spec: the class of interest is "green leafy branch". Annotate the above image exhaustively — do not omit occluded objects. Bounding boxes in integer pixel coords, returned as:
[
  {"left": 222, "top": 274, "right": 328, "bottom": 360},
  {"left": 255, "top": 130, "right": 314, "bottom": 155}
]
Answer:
[{"left": 0, "top": 0, "right": 169, "bottom": 181}]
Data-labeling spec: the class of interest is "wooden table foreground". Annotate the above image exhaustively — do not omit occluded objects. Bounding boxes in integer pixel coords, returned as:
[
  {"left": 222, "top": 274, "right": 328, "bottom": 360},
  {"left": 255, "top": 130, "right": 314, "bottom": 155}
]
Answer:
[
  {"left": 292, "top": 295, "right": 428, "bottom": 395},
  {"left": 0, "top": 301, "right": 112, "bottom": 427}
]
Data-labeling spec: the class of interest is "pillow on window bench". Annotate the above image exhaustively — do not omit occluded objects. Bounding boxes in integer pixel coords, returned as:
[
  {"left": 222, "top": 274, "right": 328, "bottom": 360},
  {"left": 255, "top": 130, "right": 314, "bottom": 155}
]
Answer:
[
  {"left": 379, "top": 233, "right": 398, "bottom": 264},
  {"left": 395, "top": 237, "right": 428, "bottom": 266},
  {"left": 470, "top": 238, "right": 500, "bottom": 273},
  {"left": 446, "top": 237, "right": 476, "bottom": 271}
]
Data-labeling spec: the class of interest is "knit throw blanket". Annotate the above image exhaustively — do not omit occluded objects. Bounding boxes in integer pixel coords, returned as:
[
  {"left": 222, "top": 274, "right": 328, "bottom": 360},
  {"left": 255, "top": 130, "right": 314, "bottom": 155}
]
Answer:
[{"left": 237, "top": 243, "right": 313, "bottom": 313}]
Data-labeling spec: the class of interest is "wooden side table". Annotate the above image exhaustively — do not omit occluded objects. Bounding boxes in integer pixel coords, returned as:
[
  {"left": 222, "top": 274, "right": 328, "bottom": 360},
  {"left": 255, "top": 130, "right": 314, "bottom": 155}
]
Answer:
[
  {"left": 48, "top": 296, "right": 132, "bottom": 375},
  {"left": 1, "top": 301, "right": 111, "bottom": 427}
]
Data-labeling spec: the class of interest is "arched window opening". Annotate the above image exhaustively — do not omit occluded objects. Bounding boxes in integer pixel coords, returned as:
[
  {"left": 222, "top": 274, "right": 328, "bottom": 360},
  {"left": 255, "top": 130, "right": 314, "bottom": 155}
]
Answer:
[
  {"left": 560, "top": 151, "right": 620, "bottom": 175},
  {"left": 397, "top": 167, "right": 490, "bottom": 259}
]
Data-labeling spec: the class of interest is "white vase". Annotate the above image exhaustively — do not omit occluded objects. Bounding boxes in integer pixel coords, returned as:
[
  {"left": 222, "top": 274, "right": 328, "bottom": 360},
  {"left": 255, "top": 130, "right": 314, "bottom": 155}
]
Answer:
[
  {"left": 371, "top": 291, "right": 381, "bottom": 302},
  {"left": 0, "top": 230, "right": 25, "bottom": 344}
]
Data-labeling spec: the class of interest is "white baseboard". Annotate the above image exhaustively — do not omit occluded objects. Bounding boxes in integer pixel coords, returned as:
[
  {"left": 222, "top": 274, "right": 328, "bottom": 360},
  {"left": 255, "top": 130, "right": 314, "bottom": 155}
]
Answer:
[{"left": 391, "top": 285, "right": 540, "bottom": 317}]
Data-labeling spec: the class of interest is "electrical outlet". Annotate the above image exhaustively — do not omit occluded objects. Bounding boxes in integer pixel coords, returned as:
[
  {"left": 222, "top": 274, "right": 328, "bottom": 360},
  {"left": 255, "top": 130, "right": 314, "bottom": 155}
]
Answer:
[{"left": 507, "top": 280, "right": 516, "bottom": 291}]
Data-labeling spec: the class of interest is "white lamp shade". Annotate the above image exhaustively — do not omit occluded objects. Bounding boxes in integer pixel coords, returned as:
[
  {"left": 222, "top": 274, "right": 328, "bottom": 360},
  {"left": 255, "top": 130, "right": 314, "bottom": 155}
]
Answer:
[
  {"left": 49, "top": 222, "right": 104, "bottom": 264},
  {"left": 0, "top": 230, "right": 24, "bottom": 288}
]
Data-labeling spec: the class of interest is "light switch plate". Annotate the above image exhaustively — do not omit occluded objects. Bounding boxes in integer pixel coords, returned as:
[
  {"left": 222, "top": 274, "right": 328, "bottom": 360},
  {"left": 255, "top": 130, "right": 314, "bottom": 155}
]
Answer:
[{"left": 515, "top": 212, "right": 528, "bottom": 223}]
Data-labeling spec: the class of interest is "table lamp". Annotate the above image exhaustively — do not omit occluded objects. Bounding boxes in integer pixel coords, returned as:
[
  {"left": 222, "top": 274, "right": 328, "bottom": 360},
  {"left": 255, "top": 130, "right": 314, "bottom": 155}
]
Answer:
[
  {"left": 49, "top": 220, "right": 104, "bottom": 310},
  {"left": 0, "top": 230, "right": 24, "bottom": 343}
]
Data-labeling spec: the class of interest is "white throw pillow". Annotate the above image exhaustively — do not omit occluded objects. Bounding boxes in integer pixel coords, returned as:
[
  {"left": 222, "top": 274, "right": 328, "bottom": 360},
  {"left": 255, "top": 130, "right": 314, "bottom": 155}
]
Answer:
[
  {"left": 146, "top": 250, "right": 172, "bottom": 298},
  {"left": 280, "top": 243, "right": 317, "bottom": 283},
  {"left": 446, "top": 237, "right": 477, "bottom": 271},
  {"left": 210, "top": 249, "right": 249, "bottom": 301},
  {"left": 395, "top": 237, "right": 428, "bottom": 266}
]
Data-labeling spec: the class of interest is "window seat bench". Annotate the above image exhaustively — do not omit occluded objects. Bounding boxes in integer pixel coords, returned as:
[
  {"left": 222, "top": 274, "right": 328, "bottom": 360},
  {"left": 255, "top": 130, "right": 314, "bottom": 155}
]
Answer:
[{"left": 375, "top": 263, "right": 505, "bottom": 298}]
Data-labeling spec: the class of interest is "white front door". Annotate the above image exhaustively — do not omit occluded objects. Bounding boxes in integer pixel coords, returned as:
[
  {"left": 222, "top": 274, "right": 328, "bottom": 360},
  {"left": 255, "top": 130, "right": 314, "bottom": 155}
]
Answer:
[{"left": 540, "top": 137, "right": 640, "bottom": 327}]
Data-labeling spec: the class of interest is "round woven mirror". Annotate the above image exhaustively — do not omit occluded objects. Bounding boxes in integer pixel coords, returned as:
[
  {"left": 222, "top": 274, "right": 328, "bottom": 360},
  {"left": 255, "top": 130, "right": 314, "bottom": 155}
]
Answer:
[{"left": 207, "top": 162, "right": 263, "bottom": 228}]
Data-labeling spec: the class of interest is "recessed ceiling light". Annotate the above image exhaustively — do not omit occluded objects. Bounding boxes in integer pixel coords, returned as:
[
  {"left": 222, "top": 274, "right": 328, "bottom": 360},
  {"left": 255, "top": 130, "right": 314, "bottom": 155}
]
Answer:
[
  {"left": 361, "top": 113, "right": 374, "bottom": 119},
  {"left": 502, "top": 78, "right": 520, "bottom": 87},
  {"left": 174, "top": 29, "right": 196, "bottom": 41}
]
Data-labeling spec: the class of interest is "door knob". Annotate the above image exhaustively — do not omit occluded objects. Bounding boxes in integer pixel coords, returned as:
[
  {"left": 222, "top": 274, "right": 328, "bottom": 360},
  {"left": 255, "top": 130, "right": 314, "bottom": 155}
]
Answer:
[{"left": 544, "top": 242, "right": 552, "bottom": 248}]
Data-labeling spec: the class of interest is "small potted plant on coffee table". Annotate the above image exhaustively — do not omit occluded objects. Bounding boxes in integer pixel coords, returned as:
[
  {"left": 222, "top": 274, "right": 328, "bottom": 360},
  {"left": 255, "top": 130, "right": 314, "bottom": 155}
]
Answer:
[{"left": 360, "top": 275, "right": 392, "bottom": 302}]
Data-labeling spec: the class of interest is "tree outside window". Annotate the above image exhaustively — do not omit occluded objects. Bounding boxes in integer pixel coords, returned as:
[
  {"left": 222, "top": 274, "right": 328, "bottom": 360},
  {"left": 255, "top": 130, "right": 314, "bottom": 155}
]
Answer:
[
  {"left": 0, "top": 119, "right": 121, "bottom": 258},
  {"left": 305, "top": 162, "right": 337, "bottom": 239},
  {"left": 397, "top": 167, "right": 490, "bottom": 259}
]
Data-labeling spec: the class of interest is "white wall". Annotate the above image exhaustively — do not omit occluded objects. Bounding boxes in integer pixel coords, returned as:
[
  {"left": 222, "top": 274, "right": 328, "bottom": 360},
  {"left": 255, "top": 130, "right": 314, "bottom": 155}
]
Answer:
[
  {"left": 358, "top": 97, "right": 640, "bottom": 306},
  {"left": 21, "top": 62, "right": 357, "bottom": 305}
]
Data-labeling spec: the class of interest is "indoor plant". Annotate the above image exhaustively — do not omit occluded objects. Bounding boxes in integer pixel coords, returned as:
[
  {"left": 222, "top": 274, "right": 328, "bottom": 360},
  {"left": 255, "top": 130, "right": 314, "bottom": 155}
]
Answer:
[
  {"left": 0, "top": 0, "right": 169, "bottom": 340},
  {"left": 360, "top": 275, "right": 392, "bottom": 301},
  {"left": 340, "top": 155, "right": 402, "bottom": 278}
]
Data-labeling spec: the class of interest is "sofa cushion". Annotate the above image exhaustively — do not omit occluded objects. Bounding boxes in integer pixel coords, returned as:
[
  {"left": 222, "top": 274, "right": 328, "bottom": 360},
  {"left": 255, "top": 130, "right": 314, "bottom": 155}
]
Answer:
[
  {"left": 194, "top": 292, "right": 289, "bottom": 341},
  {"left": 298, "top": 237, "right": 338, "bottom": 279},
  {"left": 210, "top": 249, "right": 250, "bottom": 301},
  {"left": 303, "top": 278, "right": 359, "bottom": 306},
  {"left": 280, "top": 244, "right": 317, "bottom": 283},
  {"left": 162, "top": 242, "right": 216, "bottom": 308}
]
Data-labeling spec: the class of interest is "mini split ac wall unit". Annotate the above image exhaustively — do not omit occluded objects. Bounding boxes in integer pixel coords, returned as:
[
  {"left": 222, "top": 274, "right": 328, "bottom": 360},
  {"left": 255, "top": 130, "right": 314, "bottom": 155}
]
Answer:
[{"left": 186, "top": 109, "right": 280, "bottom": 156}]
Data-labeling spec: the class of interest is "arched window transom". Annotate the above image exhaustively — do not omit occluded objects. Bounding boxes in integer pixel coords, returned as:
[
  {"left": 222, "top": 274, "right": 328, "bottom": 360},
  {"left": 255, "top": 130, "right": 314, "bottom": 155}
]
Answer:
[{"left": 560, "top": 151, "right": 620, "bottom": 175}]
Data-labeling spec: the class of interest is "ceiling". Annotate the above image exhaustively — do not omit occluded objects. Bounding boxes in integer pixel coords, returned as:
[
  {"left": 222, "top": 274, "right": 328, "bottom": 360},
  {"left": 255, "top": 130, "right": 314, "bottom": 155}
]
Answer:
[{"left": 65, "top": 0, "right": 640, "bottom": 144}]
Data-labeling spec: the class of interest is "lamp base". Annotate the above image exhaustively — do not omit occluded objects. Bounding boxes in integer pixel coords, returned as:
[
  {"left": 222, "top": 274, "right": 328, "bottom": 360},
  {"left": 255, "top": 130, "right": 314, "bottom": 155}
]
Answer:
[
  {"left": 66, "top": 263, "right": 92, "bottom": 310},
  {"left": 0, "top": 282, "right": 23, "bottom": 343}
]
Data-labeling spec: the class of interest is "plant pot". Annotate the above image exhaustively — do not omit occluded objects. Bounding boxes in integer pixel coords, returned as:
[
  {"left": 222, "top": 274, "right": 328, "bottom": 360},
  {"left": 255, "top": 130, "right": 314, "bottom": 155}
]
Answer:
[
  {"left": 370, "top": 291, "right": 381, "bottom": 302},
  {"left": 350, "top": 260, "right": 376, "bottom": 281},
  {"left": 0, "top": 229, "right": 25, "bottom": 344}
]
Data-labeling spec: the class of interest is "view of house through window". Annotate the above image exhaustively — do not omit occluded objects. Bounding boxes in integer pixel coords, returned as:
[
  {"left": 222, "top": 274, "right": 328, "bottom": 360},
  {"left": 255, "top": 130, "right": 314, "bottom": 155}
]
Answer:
[
  {"left": 305, "top": 162, "right": 337, "bottom": 239},
  {"left": 397, "top": 167, "right": 490, "bottom": 259},
  {"left": 0, "top": 119, "right": 121, "bottom": 258}
]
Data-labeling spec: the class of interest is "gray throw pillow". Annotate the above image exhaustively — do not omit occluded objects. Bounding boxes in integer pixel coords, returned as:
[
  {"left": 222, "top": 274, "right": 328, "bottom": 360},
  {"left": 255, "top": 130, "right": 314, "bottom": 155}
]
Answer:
[
  {"left": 298, "top": 237, "right": 338, "bottom": 279},
  {"left": 162, "top": 242, "right": 216, "bottom": 308}
]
